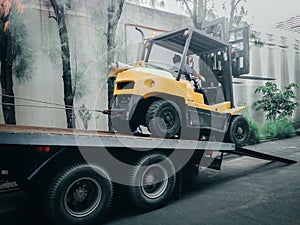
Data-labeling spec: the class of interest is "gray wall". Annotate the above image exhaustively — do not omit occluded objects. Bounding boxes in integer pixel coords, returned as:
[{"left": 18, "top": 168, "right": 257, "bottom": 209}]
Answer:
[
  {"left": 233, "top": 31, "right": 300, "bottom": 123},
  {"left": 0, "top": 1, "right": 299, "bottom": 130}
]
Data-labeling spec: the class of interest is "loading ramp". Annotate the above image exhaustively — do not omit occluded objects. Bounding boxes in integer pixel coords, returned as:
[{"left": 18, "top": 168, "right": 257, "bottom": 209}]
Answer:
[{"left": 226, "top": 147, "right": 297, "bottom": 164}]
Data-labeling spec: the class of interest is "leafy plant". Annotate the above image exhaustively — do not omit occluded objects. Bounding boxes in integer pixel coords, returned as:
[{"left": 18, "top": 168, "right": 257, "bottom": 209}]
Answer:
[
  {"left": 240, "top": 110, "right": 265, "bottom": 145},
  {"left": 0, "top": 1, "right": 34, "bottom": 124},
  {"left": 275, "top": 118, "right": 296, "bottom": 139},
  {"left": 248, "top": 118, "right": 265, "bottom": 144},
  {"left": 262, "top": 118, "right": 296, "bottom": 139},
  {"left": 253, "top": 82, "right": 299, "bottom": 121}
]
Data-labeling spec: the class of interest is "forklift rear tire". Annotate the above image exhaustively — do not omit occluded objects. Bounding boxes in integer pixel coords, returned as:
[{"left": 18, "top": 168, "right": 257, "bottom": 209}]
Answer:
[
  {"left": 146, "top": 99, "right": 181, "bottom": 138},
  {"left": 228, "top": 115, "right": 250, "bottom": 147},
  {"left": 128, "top": 153, "right": 176, "bottom": 211}
]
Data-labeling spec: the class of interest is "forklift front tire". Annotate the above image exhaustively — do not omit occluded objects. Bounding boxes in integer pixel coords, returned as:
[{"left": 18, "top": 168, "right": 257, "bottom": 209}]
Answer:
[
  {"left": 228, "top": 115, "right": 250, "bottom": 147},
  {"left": 146, "top": 99, "right": 181, "bottom": 138}
]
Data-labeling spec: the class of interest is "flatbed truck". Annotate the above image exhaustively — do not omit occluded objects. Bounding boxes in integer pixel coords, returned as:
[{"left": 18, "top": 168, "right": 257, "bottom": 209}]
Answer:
[{"left": 0, "top": 124, "right": 296, "bottom": 225}]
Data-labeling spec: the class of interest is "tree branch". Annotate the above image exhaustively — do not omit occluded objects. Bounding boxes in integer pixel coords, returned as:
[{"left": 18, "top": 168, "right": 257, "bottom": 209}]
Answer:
[
  {"left": 49, "top": 0, "right": 59, "bottom": 15},
  {"left": 203, "top": 0, "right": 208, "bottom": 19},
  {"left": 114, "top": 0, "right": 125, "bottom": 27},
  {"left": 47, "top": 4, "right": 57, "bottom": 21},
  {"left": 48, "top": 15, "right": 57, "bottom": 21},
  {"left": 182, "top": 0, "right": 194, "bottom": 19},
  {"left": 234, "top": 0, "right": 242, "bottom": 9}
]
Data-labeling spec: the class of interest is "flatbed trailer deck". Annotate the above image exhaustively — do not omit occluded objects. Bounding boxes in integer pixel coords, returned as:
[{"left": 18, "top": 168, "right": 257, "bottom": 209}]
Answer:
[
  {"left": 0, "top": 124, "right": 235, "bottom": 149},
  {"left": 0, "top": 124, "right": 296, "bottom": 225}
]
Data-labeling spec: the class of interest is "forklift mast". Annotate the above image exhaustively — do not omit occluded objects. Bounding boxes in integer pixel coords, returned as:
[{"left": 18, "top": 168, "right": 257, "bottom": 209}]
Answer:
[
  {"left": 199, "top": 18, "right": 250, "bottom": 105},
  {"left": 201, "top": 17, "right": 250, "bottom": 78}
]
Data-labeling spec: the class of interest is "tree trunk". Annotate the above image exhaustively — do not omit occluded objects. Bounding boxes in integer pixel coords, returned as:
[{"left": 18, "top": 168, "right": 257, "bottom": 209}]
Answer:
[
  {"left": 106, "top": 0, "right": 125, "bottom": 132},
  {"left": 50, "top": 0, "right": 75, "bottom": 128},
  {"left": 229, "top": 2, "right": 235, "bottom": 30},
  {"left": 0, "top": 30, "right": 16, "bottom": 125},
  {"left": 196, "top": 0, "right": 204, "bottom": 29}
]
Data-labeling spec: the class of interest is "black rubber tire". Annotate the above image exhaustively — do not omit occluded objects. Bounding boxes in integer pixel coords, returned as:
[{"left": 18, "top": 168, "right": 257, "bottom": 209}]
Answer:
[
  {"left": 128, "top": 153, "right": 176, "bottom": 211},
  {"left": 45, "top": 164, "right": 113, "bottom": 225},
  {"left": 227, "top": 115, "right": 250, "bottom": 147},
  {"left": 146, "top": 99, "right": 181, "bottom": 138}
]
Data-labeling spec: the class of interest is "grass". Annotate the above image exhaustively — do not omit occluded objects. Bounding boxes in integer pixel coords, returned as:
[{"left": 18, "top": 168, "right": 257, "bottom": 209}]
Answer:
[{"left": 246, "top": 116, "right": 297, "bottom": 145}]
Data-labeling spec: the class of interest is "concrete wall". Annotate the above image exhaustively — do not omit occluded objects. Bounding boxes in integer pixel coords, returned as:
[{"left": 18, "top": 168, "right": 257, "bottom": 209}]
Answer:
[
  {"left": 119, "top": 3, "right": 192, "bottom": 64},
  {"left": 0, "top": 2, "right": 192, "bottom": 130},
  {"left": 0, "top": 0, "right": 108, "bottom": 130},
  {"left": 233, "top": 31, "right": 300, "bottom": 123},
  {"left": 1, "top": 1, "right": 299, "bottom": 130}
]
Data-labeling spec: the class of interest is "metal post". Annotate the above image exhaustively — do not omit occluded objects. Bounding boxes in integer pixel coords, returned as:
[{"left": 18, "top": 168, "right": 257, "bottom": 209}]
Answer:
[{"left": 176, "top": 29, "right": 194, "bottom": 81}]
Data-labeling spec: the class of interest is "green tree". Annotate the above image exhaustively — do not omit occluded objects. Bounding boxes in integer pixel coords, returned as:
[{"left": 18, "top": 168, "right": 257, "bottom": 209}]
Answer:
[
  {"left": 254, "top": 82, "right": 299, "bottom": 121},
  {"left": 48, "top": 0, "right": 75, "bottom": 128},
  {"left": 0, "top": 0, "right": 33, "bottom": 124}
]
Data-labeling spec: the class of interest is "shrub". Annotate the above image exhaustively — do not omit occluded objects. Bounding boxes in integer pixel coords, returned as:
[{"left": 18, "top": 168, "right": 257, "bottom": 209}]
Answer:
[
  {"left": 262, "top": 118, "right": 296, "bottom": 139},
  {"left": 246, "top": 116, "right": 265, "bottom": 144},
  {"left": 253, "top": 82, "right": 299, "bottom": 121},
  {"left": 240, "top": 109, "right": 265, "bottom": 145},
  {"left": 275, "top": 118, "right": 296, "bottom": 138}
]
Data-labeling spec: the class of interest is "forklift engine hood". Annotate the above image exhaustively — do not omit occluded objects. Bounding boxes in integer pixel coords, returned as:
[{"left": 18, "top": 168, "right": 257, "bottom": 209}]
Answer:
[
  {"left": 109, "top": 63, "right": 174, "bottom": 81},
  {"left": 111, "top": 63, "right": 197, "bottom": 104}
]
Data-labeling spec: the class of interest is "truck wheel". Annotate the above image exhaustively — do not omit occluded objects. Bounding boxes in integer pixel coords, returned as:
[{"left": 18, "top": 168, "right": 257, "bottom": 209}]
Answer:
[
  {"left": 128, "top": 153, "right": 176, "bottom": 211},
  {"left": 46, "top": 164, "right": 113, "bottom": 225},
  {"left": 228, "top": 116, "right": 250, "bottom": 147},
  {"left": 146, "top": 99, "right": 181, "bottom": 138}
]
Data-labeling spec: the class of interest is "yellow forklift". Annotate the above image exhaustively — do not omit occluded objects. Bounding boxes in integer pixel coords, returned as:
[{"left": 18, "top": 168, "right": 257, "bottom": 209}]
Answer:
[{"left": 109, "top": 25, "right": 251, "bottom": 147}]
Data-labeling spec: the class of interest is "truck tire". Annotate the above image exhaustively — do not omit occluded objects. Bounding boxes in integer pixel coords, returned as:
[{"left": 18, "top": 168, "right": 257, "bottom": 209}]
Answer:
[
  {"left": 228, "top": 115, "right": 250, "bottom": 147},
  {"left": 146, "top": 99, "right": 181, "bottom": 138},
  {"left": 46, "top": 164, "right": 113, "bottom": 225},
  {"left": 128, "top": 153, "right": 176, "bottom": 211}
]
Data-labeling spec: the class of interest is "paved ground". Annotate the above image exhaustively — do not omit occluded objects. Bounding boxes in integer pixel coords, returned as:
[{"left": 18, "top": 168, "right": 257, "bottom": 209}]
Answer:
[{"left": 0, "top": 136, "right": 299, "bottom": 225}]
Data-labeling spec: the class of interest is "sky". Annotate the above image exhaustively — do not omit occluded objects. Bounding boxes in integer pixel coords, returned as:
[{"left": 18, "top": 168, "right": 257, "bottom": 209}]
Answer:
[
  {"left": 131, "top": 0, "right": 300, "bottom": 34},
  {"left": 243, "top": 0, "right": 300, "bottom": 32}
]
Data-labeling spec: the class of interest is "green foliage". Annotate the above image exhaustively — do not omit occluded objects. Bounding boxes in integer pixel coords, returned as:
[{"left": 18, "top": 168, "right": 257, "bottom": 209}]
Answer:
[
  {"left": 253, "top": 82, "right": 299, "bottom": 121},
  {"left": 243, "top": 113, "right": 265, "bottom": 145},
  {"left": 0, "top": 5, "right": 34, "bottom": 82},
  {"left": 242, "top": 109, "right": 296, "bottom": 145},
  {"left": 276, "top": 118, "right": 296, "bottom": 138},
  {"left": 262, "top": 118, "right": 296, "bottom": 139},
  {"left": 248, "top": 118, "right": 265, "bottom": 144},
  {"left": 47, "top": 18, "right": 91, "bottom": 100}
]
